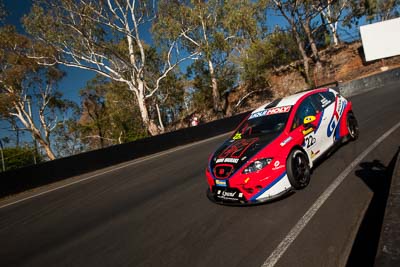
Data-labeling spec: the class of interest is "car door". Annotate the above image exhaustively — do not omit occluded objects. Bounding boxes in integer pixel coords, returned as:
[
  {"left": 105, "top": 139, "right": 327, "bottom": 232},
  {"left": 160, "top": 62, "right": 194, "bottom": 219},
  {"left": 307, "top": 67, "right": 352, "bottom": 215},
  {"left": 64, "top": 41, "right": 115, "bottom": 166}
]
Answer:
[
  {"left": 312, "top": 91, "right": 338, "bottom": 152},
  {"left": 291, "top": 94, "right": 325, "bottom": 162},
  {"left": 311, "top": 92, "right": 335, "bottom": 158}
]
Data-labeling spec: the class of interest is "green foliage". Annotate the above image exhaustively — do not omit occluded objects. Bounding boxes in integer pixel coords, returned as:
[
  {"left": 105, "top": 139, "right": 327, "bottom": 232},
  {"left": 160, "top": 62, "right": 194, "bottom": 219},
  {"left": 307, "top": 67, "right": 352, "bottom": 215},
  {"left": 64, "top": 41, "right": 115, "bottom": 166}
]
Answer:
[
  {"left": 365, "top": 0, "right": 400, "bottom": 21},
  {"left": 1, "top": 146, "right": 43, "bottom": 171},
  {"left": 241, "top": 27, "right": 301, "bottom": 89},
  {"left": 344, "top": 0, "right": 400, "bottom": 27},
  {"left": 186, "top": 59, "right": 238, "bottom": 111},
  {"left": 154, "top": 0, "right": 267, "bottom": 113},
  {"left": 78, "top": 76, "right": 149, "bottom": 150},
  {"left": 0, "top": 24, "right": 80, "bottom": 160},
  {"left": 152, "top": 71, "right": 186, "bottom": 124}
]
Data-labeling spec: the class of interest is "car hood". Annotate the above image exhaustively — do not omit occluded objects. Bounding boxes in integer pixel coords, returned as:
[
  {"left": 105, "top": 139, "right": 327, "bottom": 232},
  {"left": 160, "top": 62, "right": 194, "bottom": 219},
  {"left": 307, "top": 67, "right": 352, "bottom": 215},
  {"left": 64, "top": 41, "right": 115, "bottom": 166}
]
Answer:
[{"left": 210, "top": 132, "right": 280, "bottom": 180}]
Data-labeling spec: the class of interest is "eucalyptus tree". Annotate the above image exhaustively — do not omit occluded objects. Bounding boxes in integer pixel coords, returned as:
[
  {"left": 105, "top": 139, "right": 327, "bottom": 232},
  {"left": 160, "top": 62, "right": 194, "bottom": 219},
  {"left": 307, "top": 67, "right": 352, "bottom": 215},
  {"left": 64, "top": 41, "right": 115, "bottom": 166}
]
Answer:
[
  {"left": 312, "top": 0, "right": 349, "bottom": 46},
  {"left": 363, "top": 0, "right": 400, "bottom": 21},
  {"left": 23, "top": 0, "right": 198, "bottom": 136},
  {"left": 78, "top": 75, "right": 149, "bottom": 150},
  {"left": 155, "top": 0, "right": 267, "bottom": 114},
  {"left": 0, "top": 26, "right": 75, "bottom": 160},
  {"left": 271, "top": 0, "right": 312, "bottom": 84}
]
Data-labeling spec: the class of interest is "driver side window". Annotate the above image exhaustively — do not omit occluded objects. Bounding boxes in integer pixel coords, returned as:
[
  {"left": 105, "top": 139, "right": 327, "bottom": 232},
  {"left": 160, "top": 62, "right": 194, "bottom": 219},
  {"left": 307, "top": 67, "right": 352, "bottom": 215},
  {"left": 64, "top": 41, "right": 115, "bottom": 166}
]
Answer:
[{"left": 291, "top": 97, "right": 317, "bottom": 130}]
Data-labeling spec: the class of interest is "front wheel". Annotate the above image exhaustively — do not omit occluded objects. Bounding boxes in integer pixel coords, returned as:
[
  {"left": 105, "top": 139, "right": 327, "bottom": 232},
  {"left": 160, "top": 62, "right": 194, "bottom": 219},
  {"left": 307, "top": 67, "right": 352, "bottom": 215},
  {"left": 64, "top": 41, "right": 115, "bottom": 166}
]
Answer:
[
  {"left": 286, "top": 149, "right": 311, "bottom": 190},
  {"left": 347, "top": 112, "right": 359, "bottom": 140}
]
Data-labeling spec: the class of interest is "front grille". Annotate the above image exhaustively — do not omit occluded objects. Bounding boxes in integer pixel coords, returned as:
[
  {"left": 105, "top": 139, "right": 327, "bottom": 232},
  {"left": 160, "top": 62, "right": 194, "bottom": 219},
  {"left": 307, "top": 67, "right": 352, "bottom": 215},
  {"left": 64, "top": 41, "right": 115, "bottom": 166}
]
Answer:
[{"left": 213, "top": 164, "right": 234, "bottom": 179}]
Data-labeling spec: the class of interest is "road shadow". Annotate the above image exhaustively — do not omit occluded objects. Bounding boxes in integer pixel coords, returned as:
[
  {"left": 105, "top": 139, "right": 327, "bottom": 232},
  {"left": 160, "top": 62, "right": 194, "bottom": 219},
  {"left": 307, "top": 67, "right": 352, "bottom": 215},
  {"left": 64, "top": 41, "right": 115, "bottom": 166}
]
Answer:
[{"left": 346, "top": 149, "right": 399, "bottom": 267}]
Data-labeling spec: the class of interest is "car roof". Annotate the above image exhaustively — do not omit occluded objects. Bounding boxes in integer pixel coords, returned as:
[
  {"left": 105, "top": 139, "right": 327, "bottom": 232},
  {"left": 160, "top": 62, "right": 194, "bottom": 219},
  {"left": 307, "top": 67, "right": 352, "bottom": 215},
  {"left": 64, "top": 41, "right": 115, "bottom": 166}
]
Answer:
[{"left": 250, "top": 88, "right": 330, "bottom": 114}]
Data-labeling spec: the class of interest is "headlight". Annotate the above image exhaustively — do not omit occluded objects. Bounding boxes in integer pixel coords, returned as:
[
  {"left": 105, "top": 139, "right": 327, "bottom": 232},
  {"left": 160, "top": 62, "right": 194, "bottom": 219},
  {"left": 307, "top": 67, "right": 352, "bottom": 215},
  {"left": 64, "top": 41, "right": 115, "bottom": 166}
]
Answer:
[{"left": 242, "top": 158, "right": 273, "bottom": 174}]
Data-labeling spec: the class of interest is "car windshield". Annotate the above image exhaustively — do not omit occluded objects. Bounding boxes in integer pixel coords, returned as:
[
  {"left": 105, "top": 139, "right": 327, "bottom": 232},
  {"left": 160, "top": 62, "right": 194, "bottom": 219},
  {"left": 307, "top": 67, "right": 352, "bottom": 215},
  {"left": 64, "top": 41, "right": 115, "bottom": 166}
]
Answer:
[{"left": 234, "top": 112, "right": 291, "bottom": 138}]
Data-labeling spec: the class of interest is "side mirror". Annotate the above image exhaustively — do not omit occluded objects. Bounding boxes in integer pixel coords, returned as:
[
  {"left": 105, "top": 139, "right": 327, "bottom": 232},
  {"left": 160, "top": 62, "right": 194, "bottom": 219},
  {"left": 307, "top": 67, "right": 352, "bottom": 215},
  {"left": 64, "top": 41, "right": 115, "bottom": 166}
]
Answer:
[{"left": 303, "top": 115, "right": 316, "bottom": 125}]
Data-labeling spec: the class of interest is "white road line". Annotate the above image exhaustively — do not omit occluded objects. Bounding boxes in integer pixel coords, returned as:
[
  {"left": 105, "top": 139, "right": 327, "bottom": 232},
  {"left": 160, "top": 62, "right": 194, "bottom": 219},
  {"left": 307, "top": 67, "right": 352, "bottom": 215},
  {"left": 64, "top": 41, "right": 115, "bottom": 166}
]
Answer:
[
  {"left": 261, "top": 120, "right": 400, "bottom": 267},
  {"left": 0, "top": 132, "right": 230, "bottom": 210}
]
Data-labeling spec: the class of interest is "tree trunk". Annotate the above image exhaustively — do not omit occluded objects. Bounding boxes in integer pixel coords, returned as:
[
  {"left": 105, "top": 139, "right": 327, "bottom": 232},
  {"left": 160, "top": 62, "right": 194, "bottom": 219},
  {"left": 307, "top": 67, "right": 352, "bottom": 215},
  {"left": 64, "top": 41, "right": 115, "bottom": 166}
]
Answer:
[
  {"left": 292, "top": 26, "right": 312, "bottom": 85},
  {"left": 132, "top": 81, "right": 161, "bottom": 136},
  {"left": 32, "top": 128, "right": 56, "bottom": 160},
  {"left": 156, "top": 103, "right": 165, "bottom": 133},
  {"left": 330, "top": 23, "right": 340, "bottom": 46},
  {"left": 303, "top": 18, "right": 320, "bottom": 65},
  {"left": 97, "top": 123, "right": 105, "bottom": 148},
  {"left": 40, "top": 141, "right": 56, "bottom": 160},
  {"left": 208, "top": 59, "right": 221, "bottom": 113}
]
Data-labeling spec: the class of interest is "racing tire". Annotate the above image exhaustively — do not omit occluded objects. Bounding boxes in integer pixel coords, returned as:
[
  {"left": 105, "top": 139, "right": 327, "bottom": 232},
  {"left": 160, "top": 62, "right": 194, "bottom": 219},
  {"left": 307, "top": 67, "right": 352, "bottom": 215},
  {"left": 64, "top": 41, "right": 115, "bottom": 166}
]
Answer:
[
  {"left": 346, "top": 112, "right": 359, "bottom": 141},
  {"left": 287, "top": 149, "right": 311, "bottom": 190}
]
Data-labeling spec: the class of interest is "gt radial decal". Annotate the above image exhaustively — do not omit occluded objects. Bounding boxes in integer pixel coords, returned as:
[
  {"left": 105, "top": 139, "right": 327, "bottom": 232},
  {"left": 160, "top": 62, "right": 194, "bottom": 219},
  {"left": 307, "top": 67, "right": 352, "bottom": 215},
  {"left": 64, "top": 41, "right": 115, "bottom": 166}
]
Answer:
[
  {"left": 327, "top": 97, "right": 347, "bottom": 137},
  {"left": 327, "top": 116, "right": 338, "bottom": 137}
]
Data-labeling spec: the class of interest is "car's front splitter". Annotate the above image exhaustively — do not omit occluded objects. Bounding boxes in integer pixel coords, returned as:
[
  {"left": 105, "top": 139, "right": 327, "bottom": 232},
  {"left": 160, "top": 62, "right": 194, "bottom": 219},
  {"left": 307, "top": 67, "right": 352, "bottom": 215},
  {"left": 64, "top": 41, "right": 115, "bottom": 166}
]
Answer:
[
  {"left": 207, "top": 173, "right": 293, "bottom": 206},
  {"left": 207, "top": 187, "right": 293, "bottom": 206}
]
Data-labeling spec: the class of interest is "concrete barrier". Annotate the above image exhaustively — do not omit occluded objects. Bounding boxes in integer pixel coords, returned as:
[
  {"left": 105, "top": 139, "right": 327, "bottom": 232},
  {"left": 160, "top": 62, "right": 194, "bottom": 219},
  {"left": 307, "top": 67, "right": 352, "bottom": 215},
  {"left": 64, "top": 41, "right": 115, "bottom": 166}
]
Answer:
[
  {"left": 0, "top": 111, "right": 250, "bottom": 198},
  {"left": 339, "top": 67, "right": 400, "bottom": 98}
]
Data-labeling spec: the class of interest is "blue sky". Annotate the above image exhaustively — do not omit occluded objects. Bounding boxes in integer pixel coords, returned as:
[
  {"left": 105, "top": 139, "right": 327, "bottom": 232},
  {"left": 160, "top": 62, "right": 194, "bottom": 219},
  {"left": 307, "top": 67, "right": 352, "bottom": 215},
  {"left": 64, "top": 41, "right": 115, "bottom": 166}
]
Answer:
[
  {"left": 4, "top": 0, "right": 96, "bottom": 103},
  {"left": 3, "top": 0, "right": 354, "bottom": 104},
  {"left": 1, "top": 0, "right": 366, "bottom": 147},
  {"left": 1, "top": 0, "right": 95, "bottom": 146}
]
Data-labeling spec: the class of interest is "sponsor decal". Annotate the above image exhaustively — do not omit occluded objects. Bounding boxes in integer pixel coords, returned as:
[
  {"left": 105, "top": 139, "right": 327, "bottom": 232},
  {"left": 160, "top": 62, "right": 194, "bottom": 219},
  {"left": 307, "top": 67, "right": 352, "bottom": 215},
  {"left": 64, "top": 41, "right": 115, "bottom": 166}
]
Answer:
[
  {"left": 311, "top": 150, "right": 320, "bottom": 159},
  {"left": 280, "top": 136, "right": 293, "bottom": 147},
  {"left": 219, "top": 138, "right": 259, "bottom": 159},
  {"left": 224, "top": 158, "right": 239, "bottom": 163},
  {"left": 260, "top": 176, "right": 270, "bottom": 181},
  {"left": 321, "top": 97, "right": 330, "bottom": 107},
  {"left": 302, "top": 127, "right": 314, "bottom": 136},
  {"left": 249, "top": 106, "right": 291, "bottom": 119},
  {"left": 266, "top": 106, "right": 291, "bottom": 115},
  {"left": 215, "top": 180, "right": 227, "bottom": 187},
  {"left": 233, "top": 132, "right": 242, "bottom": 140},
  {"left": 249, "top": 110, "right": 267, "bottom": 119},
  {"left": 216, "top": 158, "right": 239, "bottom": 164},
  {"left": 216, "top": 189, "right": 241, "bottom": 201},
  {"left": 336, "top": 98, "right": 347, "bottom": 115},
  {"left": 222, "top": 191, "right": 236, "bottom": 197},
  {"left": 272, "top": 160, "right": 285, "bottom": 170}
]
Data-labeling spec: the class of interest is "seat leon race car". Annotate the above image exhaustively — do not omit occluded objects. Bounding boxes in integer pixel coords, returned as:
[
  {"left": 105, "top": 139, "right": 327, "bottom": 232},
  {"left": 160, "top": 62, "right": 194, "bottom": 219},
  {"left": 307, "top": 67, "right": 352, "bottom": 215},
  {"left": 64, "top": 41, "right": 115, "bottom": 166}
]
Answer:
[{"left": 206, "top": 88, "right": 359, "bottom": 205}]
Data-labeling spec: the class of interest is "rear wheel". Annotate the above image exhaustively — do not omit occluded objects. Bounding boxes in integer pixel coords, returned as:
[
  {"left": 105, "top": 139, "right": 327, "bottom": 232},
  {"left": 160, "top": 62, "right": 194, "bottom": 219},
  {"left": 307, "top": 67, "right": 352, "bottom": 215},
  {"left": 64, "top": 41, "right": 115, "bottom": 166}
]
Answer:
[
  {"left": 347, "top": 112, "right": 359, "bottom": 140},
  {"left": 286, "top": 149, "right": 310, "bottom": 189}
]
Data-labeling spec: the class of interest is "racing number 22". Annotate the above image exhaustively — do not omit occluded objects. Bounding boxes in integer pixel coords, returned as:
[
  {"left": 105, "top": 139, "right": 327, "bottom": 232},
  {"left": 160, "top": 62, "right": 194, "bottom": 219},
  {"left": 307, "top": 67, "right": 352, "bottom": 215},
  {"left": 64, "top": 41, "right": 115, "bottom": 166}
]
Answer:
[{"left": 305, "top": 135, "right": 316, "bottom": 148}]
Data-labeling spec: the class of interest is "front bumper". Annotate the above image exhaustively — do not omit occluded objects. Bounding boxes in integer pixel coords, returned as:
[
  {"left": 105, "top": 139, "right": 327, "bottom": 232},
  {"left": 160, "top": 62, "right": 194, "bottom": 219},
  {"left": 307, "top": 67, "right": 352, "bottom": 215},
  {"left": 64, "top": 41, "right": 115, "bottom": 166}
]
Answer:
[
  {"left": 207, "top": 186, "right": 292, "bottom": 206},
  {"left": 207, "top": 172, "right": 293, "bottom": 206}
]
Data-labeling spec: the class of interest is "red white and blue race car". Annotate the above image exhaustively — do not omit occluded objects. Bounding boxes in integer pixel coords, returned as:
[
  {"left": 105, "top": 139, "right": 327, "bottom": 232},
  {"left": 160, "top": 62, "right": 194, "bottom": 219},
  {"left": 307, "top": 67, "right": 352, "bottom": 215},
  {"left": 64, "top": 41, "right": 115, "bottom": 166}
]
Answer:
[{"left": 206, "top": 88, "right": 359, "bottom": 205}]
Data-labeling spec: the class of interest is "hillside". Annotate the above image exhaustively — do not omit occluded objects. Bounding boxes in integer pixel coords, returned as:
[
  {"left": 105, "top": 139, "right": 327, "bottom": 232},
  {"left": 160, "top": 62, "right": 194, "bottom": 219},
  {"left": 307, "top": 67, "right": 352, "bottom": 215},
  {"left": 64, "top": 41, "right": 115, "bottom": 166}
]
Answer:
[{"left": 228, "top": 41, "right": 400, "bottom": 114}]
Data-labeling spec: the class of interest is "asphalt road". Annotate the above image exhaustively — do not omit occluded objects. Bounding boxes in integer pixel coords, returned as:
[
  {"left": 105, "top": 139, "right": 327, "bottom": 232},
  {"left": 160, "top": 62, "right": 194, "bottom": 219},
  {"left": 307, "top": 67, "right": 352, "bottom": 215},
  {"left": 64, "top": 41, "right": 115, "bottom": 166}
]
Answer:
[{"left": 1, "top": 83, "right": 399, "bottom": 267}]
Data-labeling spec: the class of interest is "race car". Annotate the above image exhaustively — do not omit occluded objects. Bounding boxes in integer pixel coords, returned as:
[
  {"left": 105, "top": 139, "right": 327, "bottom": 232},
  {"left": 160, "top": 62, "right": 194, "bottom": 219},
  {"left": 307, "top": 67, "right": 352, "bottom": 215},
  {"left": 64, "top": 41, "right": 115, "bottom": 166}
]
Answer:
[{"left": 206, "top": 88, "right": 359, "bottom": 205}]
